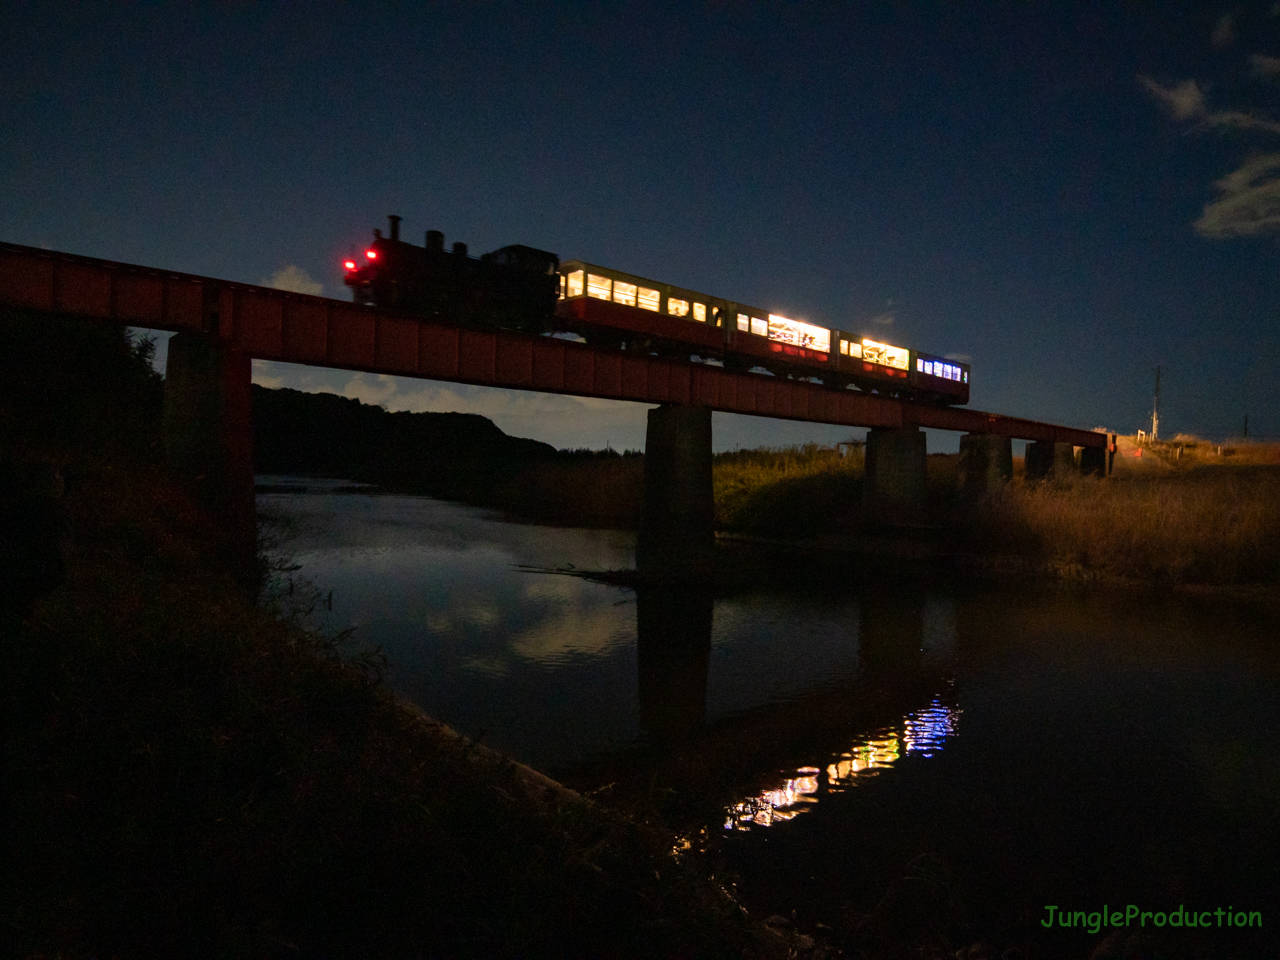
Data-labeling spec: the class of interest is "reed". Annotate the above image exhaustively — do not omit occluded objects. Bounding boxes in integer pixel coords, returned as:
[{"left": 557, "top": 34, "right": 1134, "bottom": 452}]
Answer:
[
  {"left": 963, "top": 466, "right": 1280, "bottom": 586},
  {"left": 1146, "top": 434, "right": 1280, "bottom": 467},
  {"left": 714, "top": 444, "right": 863, "bottom": 536}
]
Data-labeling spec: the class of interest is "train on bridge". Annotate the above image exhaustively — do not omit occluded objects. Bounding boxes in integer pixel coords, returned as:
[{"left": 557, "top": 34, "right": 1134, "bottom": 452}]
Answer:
[{"left": 344, "top": 216, "right": 970, "bottom": 405}]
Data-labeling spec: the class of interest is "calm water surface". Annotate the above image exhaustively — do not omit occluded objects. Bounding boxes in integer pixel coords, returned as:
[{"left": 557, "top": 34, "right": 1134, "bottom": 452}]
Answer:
[{"left": 259, "top": 486, "right": 1280, "bottom": 957}]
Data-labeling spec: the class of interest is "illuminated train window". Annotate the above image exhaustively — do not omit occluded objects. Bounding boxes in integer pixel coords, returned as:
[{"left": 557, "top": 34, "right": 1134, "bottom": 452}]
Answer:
[
  {"left": 567, "top": 270, "right": 584, "bottom": 298},
  {"left": 751, "top": 317, "right": 768, "bottom": 337},
  {"left": 693, "top": 302, "right": 706, "bottom": 322},
  {"left": 768, "top": 314, "right": 830, "bottom": 352},
  {"left": 586, "top": 272, "right": 611, "bottom": 299},
  {"left": 862, "top": 338, "right": 909, "bottom": 370},
  {"left": 737, "top": 313, "right": 749, "bottom": 332},
  {"left": 637, "top": 286, "right": 660, "bottom": 312},
  {"left": 587, "top": 274, "right": 612, "bottom": 300},
  {"left": 559, "top": 275, "right": 566, "bottom": 299},
  {"left": 667, "top": 297, "right": 690, "bottom": 317},
  {"left": 613, "top": 280, "right": 637, "bottom": 307},
  {"left": 917, "top": 358, "right": 962, "bottom": 381}
]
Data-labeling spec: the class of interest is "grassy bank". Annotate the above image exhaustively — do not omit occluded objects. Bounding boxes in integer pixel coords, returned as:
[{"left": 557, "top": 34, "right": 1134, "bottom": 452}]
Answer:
[
  {"left": 2, "top": 317, "right": 793, "bottom": 959},
  {"left": 713, "top": 444, "right": 962, "bottom": 538},
  {"left": 714, "top": 445, "right": 862, "bottom": 537},
  {"left": 961, "top": 459, "right": 1280, "bottom": 588},
  {"left": 710, "top": 437, "right": 1280, "bottom": 590}
]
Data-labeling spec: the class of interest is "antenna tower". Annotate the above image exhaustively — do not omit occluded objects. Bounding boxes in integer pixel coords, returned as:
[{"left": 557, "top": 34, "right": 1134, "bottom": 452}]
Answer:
[{"left": 1151, "top": 365, "right": 1161, "bottom": 442}]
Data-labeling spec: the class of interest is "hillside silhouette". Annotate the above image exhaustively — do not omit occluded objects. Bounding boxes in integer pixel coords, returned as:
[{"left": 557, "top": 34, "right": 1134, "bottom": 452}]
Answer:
[{"left": 252, "top": 385, "right": 557, "bottom": 496}]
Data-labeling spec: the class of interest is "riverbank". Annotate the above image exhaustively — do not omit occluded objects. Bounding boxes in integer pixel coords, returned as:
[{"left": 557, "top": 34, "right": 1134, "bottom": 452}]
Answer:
[
  {"left": 560, "top": 440, "right": 1280, "bottom": 595},
  {"left": 8, "top": 459, "right": 809, "bottom": 958},
  {"left": 1, "top": 318, "right": 809, "bottom": 959},
  {"left": 504, "top": 440, "right": 1274, "bottom": 599},
  {"left": 956, "top": 463, "right": 1280, "bottom": 591}
]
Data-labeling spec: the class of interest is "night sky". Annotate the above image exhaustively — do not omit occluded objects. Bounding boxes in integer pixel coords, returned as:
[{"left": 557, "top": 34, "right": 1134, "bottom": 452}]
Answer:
[{"left": 4, "top": 3, "right": 1278, "bottom": 452}]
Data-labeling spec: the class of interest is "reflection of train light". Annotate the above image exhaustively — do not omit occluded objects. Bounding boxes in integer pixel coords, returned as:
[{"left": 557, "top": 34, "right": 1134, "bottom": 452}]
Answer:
[
  {"left": 903, "top": 701, "right": 960, "bottom": 756},
  {"left": 827, "top": 734, "right": 900, "bottom": 784},
  {"left": 724, "top": 769, "right": 821, "bottom": 830},
  {"left": 723, "top": 699, "right": 961, "bottom": 831}
]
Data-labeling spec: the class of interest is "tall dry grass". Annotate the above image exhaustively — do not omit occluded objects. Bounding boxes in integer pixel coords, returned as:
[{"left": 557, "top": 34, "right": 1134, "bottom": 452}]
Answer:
[
  {"left": 713, "top": 444, "right": 863, "bottom": 536},
  {"left": 965, "top": 467, "right": 1280, "bottom": 586},
  {"left": 1146, "top": 435, "right": 1280, "bottom": 468}
]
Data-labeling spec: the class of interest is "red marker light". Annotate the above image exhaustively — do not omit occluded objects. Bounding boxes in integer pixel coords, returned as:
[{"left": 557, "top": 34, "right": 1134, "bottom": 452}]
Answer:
[
  {"left": 366, "top": 249, "right": 377, "bottom": 260},
  {"left": 343, "top": 260, "right": 356, "bottom": 270}
]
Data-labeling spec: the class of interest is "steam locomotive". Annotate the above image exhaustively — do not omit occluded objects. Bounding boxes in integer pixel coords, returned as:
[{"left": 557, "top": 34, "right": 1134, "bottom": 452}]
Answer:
[{"left": 344, "top": 216, "right": 969, "bottom": 404}]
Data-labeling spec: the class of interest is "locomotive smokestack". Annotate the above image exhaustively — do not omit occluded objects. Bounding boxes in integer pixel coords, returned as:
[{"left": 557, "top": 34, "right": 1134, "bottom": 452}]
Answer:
[
  {"left": 452, "top": 241, "right": 468, "bottom": 257},
  {"left": 426, "top": 230, "right": 444, "bottom": 253},
  {"left": 388, "top": 215, "right": 401, "bottom": 242}
]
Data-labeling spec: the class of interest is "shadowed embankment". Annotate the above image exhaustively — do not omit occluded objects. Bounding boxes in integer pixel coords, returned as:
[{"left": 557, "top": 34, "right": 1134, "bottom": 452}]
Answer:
[{"left": 1, "top": 313, "right": 803, "bottom": 959}]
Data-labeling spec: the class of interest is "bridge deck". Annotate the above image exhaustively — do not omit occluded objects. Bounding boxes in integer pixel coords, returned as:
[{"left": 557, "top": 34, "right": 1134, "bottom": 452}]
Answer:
[{"left": 0, "top": 242, "right": 1104, "bottom": 447}]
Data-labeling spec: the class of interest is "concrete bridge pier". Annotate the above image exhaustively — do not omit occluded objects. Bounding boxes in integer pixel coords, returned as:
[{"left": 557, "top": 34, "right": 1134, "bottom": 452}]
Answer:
[
  {"left": 957, "top": 432, "right": 1013, "bottom": 499},
  {"left": 1024, "top": 441, "right": 1076, "bottom": 480},
  {"left": 163, "top": 330, "right": 258, "bottom": 592},
  {"left": 863, "top": 426, "right": 927, "bottom": 525},
  {"left": 634, "top": 404, "right": 716, "bottom": 578},
  {"left": 636, "top": 404, "right": 715, "bottom": 579}
]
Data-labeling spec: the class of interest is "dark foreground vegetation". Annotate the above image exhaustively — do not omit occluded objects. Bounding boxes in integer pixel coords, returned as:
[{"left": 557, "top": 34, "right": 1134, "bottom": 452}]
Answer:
[{"left": 1, "top": 315, "right": 798, "bottom": 959}]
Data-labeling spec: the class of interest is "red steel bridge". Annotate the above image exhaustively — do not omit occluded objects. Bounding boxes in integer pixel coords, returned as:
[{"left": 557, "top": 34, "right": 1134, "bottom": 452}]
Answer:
[{"left": 0, "top": 242, "right": 1104, "bottom": 448}]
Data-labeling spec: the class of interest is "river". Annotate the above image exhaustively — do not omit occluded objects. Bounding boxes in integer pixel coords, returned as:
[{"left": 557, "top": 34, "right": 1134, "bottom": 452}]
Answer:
[{"left": 257, "top": 482, "right": 1280, "bottom": 958}]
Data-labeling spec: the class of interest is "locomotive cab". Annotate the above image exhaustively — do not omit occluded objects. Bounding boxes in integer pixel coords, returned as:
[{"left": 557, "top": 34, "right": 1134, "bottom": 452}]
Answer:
[
  {"left": 344, "top": 216, "right": 560, "bottom": 330},
  {"left": 482, "top": 244, "right": 559, "bottom": 276}
]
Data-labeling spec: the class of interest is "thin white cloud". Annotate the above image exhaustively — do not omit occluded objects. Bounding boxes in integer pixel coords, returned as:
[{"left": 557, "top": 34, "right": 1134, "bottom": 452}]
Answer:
[
  {"left": 944, "top": 353, "right": 972, "bottom": 363},
  {"left": 1139, "top": 75, "right": 1280, "bottom": 134},
  {"left": 1250, "top": 53, "right": 1280, "bottom": 77},
  {"left": 1139, "top": 76, "right": 1207, "bottom": 122},
  {"left": 1202, "top": 108, "right": 1280, "bottom": 135},
  {"left": 1212, "top": 13, "right": 1236, "bottom": 48},
  {"left": 1195, "top": 152, "right": 1280, "bottom": 237},
  {"left": 865, "top": 311, "right": 895, "bottom": 326},
  {"left": 263, "top": 265, "right": 324, "bottom": 296}
]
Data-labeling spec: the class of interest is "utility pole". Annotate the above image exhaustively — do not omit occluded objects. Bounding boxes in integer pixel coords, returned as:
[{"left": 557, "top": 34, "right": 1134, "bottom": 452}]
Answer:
[{"left": 1151, "top": 365, "right": 1161, "bottom": 443}]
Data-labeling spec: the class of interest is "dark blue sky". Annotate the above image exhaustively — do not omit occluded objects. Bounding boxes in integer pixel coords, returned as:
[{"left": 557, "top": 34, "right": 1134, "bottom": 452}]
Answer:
[{"left": 4, "top": 3, "right": 1278, "bottom": 450}]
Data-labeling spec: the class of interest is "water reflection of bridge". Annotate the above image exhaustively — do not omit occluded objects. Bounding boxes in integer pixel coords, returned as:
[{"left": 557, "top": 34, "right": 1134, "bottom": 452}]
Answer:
[
  {"left": 615, "top": 583, "right": 960, "bottom": 825},
  {"left": 635, "top": 585, "right": 957, "bottom": 744}
]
